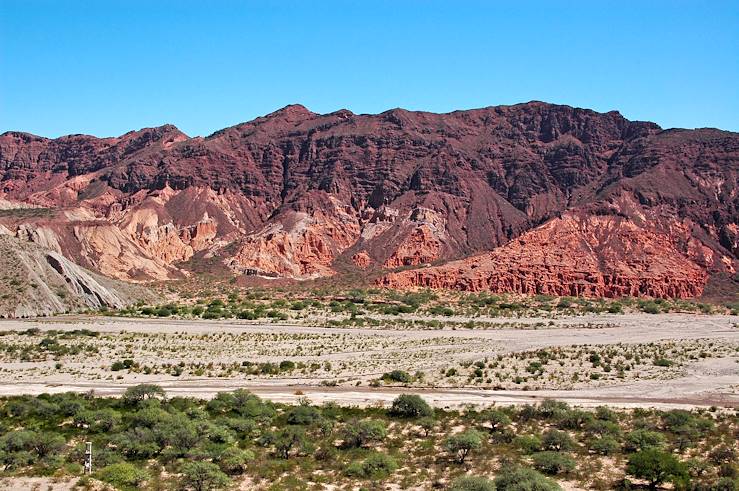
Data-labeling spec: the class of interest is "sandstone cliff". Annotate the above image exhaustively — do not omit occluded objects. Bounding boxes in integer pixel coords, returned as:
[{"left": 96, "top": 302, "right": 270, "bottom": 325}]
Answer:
[{"left": 380, "top": 214, "right": 710, "bottom": 298}]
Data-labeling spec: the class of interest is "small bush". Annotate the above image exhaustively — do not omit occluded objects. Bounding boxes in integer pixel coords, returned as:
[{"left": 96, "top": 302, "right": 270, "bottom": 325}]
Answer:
[
  {"left": 541, "top": 429, "right": 574, "bottom": 452},
  {"left": 532, "top": 451, "right": 576, "bottom": 475},
  {"left": 382, "top": 370, "right": 413, "bottom": 384},
  {"left": 494, "top": 465, "right": 561, "bottom": 491},
  {"left": 286, "top": 405, "right": 322, "bottom": 425},
  {"left": 345, "top": 452, "right": 398, "bottom": 479},
  {"left": 590, "top": 436, "right": 619, "bottom": 455},
  {"left": 98, "top": 462, "right": 149, "bottom": 488},
  {"left": 514, "top": 434, "right": 542, "bottom": 454},
  {"left": 388, "top": 394, "right": 433, "bottom": 418},
  {"left": 449, "top": 475, "right": 496, "bottom": 491}
]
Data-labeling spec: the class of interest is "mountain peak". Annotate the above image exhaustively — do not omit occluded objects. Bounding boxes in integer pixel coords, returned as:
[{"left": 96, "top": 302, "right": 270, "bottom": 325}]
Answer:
[{"left": 266, "top": 104, "right": 315, "bottom": 119}]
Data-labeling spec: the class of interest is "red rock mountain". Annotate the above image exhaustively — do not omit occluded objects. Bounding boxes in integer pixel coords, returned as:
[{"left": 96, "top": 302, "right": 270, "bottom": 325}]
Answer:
[{"left": 1, "top": 102, "right": 736, "bottom": 298}]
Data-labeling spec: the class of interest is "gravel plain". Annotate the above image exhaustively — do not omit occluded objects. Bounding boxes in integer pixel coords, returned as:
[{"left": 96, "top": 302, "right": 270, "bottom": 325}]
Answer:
[{"left": 0, "top": 313, "right": 736, "bottom": 409}]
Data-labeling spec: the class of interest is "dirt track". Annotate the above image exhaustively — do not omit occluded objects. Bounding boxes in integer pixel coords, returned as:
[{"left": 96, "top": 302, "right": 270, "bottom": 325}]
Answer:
[{"left": 0, "top": 313, "right": 736, "bottom": 409}]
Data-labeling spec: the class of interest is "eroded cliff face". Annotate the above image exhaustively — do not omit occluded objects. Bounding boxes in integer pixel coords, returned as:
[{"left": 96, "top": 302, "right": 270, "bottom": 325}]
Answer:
[
  {"left": 0, "top": 234, "right": 152, "bottom": 318},
  {"left": 379, "top": 214, "right": 712, "bottom": 298},
  {"left": 0, "top": 102, "right": 736, "bottom": 297}
]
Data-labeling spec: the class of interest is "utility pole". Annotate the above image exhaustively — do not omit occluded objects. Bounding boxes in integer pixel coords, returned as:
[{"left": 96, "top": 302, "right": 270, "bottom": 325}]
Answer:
[{"left": 84, "top": 441, "right": 92, "bottom": 475}]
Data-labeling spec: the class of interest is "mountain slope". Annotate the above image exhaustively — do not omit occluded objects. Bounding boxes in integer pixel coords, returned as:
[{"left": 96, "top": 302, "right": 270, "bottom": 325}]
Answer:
[
  {"left": 0, "top": 232, "right": 153, "bottom": 318},
  {"left": 0, "top": 102, "right": 736, "bottom": 298}
]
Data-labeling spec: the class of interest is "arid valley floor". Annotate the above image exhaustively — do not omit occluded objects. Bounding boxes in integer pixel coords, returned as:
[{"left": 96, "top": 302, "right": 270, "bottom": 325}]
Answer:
[{"left": 1, "top": 312, "right": 736, "bottom": 410}]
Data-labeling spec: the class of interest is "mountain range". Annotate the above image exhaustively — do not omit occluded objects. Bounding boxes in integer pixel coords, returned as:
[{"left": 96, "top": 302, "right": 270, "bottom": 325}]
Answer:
[{"left": 1, "top": 101, "right": 737, "bottom": 301}]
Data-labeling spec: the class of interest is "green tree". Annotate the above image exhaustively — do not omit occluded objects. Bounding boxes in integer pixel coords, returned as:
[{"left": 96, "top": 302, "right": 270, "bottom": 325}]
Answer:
[
  {"left": 541, "top": 429, "right": 574, "bottom": 452},
  {"left": 444, "top": 429, "right": 483, "bottom": 463},
  {"left": 626, "top": 448, "right": 689, "bottom": 490},
  {"left": 180, "top": 461, "right": 231, "bottom": 491},
  {"left": 418, "top": 416, "right": 436, "bottom": 437},
  {"left": 274, "top": 426, "right": 308, "bottom": 459},
  {"left": 122, "top": 384, "right": 166, "bottom": 405},
  {"left": 388, "top": 394, "right": 434, "bottom": 418},
  {"left": 285, "top": 404, "right": 322, "bottom": 425},
  {"left": 32, "top": 432, "right": 65, "bottom": 459},
  {"left": 589, "top": 436, "right": 619, "bottom": 456},
  {"left": 341, "top": 419, "right": 387, "bottom": 448},
  {"left": 218, "top": 447, "right": 254, "bottom": 475},
  {"left": 482, "top": 408, "right": 511, "bottom": 432},
  {"left": 624, "top": 429, "right": 666, "bottom": 452}
]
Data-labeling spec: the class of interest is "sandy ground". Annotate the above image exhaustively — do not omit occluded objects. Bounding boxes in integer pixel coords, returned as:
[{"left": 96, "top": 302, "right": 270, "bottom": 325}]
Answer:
[
  {"left": 0, "top": 477, "right": 79, "bottom": 491},
  {"left": 0, "top": 313, "right": 736, "bottom": 410}
]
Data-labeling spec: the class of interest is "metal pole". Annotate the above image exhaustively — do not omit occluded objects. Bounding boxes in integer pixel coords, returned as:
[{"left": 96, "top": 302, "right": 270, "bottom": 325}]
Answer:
[{"left": 84, "top": 441, "right": 92, "bottom": 475}]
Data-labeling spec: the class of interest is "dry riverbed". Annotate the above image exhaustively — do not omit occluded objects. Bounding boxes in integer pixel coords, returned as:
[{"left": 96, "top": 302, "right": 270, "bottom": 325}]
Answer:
[{"left": 0, "top": 313, "right": 736, "bottom": 410}]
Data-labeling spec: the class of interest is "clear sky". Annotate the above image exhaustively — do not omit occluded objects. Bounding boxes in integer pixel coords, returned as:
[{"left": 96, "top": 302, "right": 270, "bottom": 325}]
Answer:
[{"left": 2, "top": 1, "right": 738, "bottom": 138}]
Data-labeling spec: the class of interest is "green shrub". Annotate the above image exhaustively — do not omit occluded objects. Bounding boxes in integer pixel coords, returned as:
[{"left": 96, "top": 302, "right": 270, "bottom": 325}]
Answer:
[
  {"left": 532, "top": 451, "right": 576, "bottom": 475},
  {"left": 98, "top": 462, "right": 150, "bottom": 489},
  {"left": 382, "top": 370, "right": 413, "bottom": 383},
  {"left": 624, "top": 429, "right": 666, "bottom": 452},
  {"left": 345, "top": 451, "right": 398, "bottom": 479},
  {"left": 217, "top": 447, "right": 254, "bottom": 475},
  {"left": 541, "top": 429, "right": 574, "bottom": 452},
  {"left": 289, "top": 301, "right": 307, "bottom": 310},
  {"left": 154, "top": 307, "right": 172, "bottom": 317},
  {"left": 494, "top": 465, "right": 561, "bottom": 490},
  {"left": 429, "top": 305, "right": 454, "bottom": 316},
  {"left": 589, "top": 436, "right": 619, "bottom": 455},
  {"left": 449, "top": 475, "right": 496, "bottom": 491},
  {"left": 388, "top": 394, "right": 433, "bottom": 418},
  {"left": 514, "top": 434, "right": 542, "bottom": 454},
  {"left": 237, "top": 309, "right": 256, "bottom": 320},
  {"left": 286, "top": 404, "right": 322, "bottom": 425},
  {"left": 180, "top": 461, "right": 231, "bottom": 490},
  {"left": 627, "top": 448, "right": 688, "bottom": 489},
  {"left": 444, "top": 429, "right": 483, "bottom": 463},
  {"left": 641, "top": 302, "right": 661, "bottom": 314},
  {"left": 341, "top": 419, "right": 387, "bottom": 448}
]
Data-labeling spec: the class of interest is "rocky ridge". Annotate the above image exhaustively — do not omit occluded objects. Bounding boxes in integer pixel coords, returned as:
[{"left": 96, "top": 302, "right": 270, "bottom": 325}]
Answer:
[{"left": 1, "top": 102, "right": 737, "bottom": 298}]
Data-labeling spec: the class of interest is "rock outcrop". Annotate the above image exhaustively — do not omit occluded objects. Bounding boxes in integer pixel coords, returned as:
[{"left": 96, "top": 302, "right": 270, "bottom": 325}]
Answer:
[
  {"left": 0, "top": 235, "right": 153, "bottom": 318},
  {"left": 380, "top": 214, "right": 710, "bottom": 298},
  {"left": 1, "top": 102, "right": 737, "bottom": 297}
]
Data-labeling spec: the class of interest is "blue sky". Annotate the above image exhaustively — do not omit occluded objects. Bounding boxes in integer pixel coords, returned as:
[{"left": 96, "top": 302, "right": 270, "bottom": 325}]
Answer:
[{"left": 1, "top": 1, "right": 737, "bottom": 137}]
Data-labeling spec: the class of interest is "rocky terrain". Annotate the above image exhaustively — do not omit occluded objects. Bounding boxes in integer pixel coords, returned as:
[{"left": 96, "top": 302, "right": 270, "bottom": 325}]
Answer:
[
  {"left": 0, "top": 233, "right": 151, "bottom": 318},
  {"left": 1, "top": 102, "right": 737, "bottom": 298}
]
